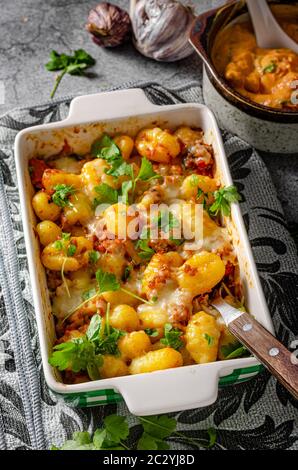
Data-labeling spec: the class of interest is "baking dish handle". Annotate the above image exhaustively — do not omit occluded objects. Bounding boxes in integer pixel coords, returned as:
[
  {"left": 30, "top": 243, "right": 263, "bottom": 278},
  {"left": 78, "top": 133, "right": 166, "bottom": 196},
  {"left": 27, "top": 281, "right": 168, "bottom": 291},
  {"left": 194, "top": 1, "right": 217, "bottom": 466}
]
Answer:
[
  {"left": 65, "top": 88, "right": 159, "bottom": 124},
  {"left": 114, "top": 364, "right": 222, "bottom": 416}
]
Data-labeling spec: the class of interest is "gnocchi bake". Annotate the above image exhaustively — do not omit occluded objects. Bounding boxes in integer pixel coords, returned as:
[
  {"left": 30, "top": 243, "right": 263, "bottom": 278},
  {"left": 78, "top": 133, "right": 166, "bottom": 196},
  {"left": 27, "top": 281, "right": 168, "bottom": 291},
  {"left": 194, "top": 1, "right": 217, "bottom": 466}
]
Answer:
[{"left": 29, "top": 125, "right": 246, "bottom": 384}]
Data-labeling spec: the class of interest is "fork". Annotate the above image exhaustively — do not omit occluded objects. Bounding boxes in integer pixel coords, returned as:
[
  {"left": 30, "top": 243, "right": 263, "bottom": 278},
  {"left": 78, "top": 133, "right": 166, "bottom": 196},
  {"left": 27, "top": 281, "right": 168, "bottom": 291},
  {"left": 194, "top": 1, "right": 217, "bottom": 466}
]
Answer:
[{"left": 211, "top": 298, "right": 298, "bottom": 400}]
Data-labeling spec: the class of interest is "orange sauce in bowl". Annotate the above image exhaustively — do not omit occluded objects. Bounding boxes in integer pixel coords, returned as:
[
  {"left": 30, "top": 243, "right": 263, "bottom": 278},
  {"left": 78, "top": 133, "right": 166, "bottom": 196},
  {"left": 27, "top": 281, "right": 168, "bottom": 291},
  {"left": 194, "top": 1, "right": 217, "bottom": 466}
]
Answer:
[{"left": 212, "top": 5, "right": 298, "bottom": 110}]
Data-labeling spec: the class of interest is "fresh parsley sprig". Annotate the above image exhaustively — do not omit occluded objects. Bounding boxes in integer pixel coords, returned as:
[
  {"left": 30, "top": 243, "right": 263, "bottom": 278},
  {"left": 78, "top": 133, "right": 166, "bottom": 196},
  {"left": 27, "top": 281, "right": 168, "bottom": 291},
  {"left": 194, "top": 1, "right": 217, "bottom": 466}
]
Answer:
[
  {"left": 91, "top": 135, "right": 161, "bottom": 205},
  {"left": 160, "top": 323, "right": 184, "bottom": 350},
  {"left": 52, "top": 414, "right": 217, "bottom": 450},
  {"left": 49, "top": 307, "right": 124, "bottom": 379},
  {"left": 52, "top": 184, "right": 77, "bottom": 208},
  {"left": 46, "top": 49, "right": 95, "bottom": 99},
  {"left": 197, "top": 185, "right": 241, "bottom": 217},
  {"left": 48, "top": 336, "right": 102, "bottom": 381},
  {"left": 209, "top": 185, "right": 241, "bottom": 217},
  {"left": 66, "top": 268, "right": 153, "bottom": 319}
]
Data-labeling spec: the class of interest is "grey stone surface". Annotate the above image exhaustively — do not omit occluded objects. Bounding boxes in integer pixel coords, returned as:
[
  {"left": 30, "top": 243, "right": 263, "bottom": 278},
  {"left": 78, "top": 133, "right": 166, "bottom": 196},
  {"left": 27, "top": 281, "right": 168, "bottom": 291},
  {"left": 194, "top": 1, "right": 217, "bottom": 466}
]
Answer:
[{"left": 0, "top": 0, "right": 297, "bottom": 227}]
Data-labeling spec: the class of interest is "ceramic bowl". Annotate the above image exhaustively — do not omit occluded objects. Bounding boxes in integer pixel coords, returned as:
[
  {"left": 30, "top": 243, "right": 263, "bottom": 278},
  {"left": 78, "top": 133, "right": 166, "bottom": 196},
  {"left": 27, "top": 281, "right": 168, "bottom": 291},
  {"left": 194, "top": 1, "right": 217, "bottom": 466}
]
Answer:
[{"left": 189, "top": 1, "right": 298, "bottom": 153}]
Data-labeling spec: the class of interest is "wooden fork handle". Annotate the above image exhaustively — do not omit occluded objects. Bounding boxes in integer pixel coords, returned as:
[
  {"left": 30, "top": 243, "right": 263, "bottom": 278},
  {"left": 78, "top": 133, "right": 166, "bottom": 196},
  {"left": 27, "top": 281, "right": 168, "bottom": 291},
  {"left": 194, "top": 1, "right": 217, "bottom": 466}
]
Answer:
[{"left": 228, "top": 311, "right": 298, "bottom": 400}]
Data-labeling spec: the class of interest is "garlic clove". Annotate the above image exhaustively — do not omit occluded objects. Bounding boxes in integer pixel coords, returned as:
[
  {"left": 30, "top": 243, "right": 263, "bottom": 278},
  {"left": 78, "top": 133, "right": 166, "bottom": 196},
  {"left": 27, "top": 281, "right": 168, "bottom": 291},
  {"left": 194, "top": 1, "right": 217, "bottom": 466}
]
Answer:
[
  {"left": 132, "top": 0, "right": 195, "bottom": 62},
  {"left": 86, "top": 2, "right": 131, "bottom": 48}
]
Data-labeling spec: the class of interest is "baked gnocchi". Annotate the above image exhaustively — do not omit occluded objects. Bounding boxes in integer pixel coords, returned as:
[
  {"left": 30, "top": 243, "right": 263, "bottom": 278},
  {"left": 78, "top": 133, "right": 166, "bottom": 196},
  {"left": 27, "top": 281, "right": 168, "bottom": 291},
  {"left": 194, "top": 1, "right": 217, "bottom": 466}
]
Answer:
[{"left": 29, "top": 126, "right": 245, "bottom": 384}]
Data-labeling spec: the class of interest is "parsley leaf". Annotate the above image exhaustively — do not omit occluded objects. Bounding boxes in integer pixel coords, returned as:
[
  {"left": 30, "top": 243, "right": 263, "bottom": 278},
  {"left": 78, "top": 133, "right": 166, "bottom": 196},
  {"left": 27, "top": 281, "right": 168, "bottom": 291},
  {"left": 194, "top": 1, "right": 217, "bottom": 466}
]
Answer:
[
  {"left": 120, "top": 180, "right": 133, "bottom": 204},
  {"left": 135, "top": 239, "right": 155, "bottom": 260},
  {"left": 46, "top": 49, "right": 95, "bottom": 98},
  {"left": 263, "top": 62, "right": 277, "bottom": 73},
  {"left": 52, "top": 184, "right": 76, "bottom": 208},
  {"left": 137, "top": 157, "right": 160, "bottom": 181},
  {"left": 122, "top": 265, "right": 132, "bottom": 282},
  {"left": 104, "top": 415, "right": 129, "bottom": 444},
  {"left": 139, "top": 415, "right": 177, "bottom": 440},
  {"left": 48, "top": 337, "right": 102, "bottom": 375},
  {"left": 52, "top": 413, "right": 218, "bottom": 450},
  {"left": 82, "top": 287, "right": 97, "bottom": 302},
  {"left": 203, "top": 333, "right": 214, "bottom": 346},
  {"left": 95, "top": 269, "right": 120, "bottom": 294},
  {"left": 154, "top": 210, "right": 180, "bottom": 234},
  {"left": 91, "top": 134, "right": 121, "bottom": 161},
  {"left": 160, "top": 323, "right": 184, "bottom": 350},
  {"left": 94, "top": 183, "right": 118, "bottom": 205},
  {"left": 209, "top": 185, "right": 241, "bottom": 217},
  {"left": 67, "top": 244, "right": 76, "bottom": 257},
  {"left": 144, "top": 328, "right": 159, "bottom": 337},
  {"left": 89, "top": 250, "right": 100, "bottom": 265}
]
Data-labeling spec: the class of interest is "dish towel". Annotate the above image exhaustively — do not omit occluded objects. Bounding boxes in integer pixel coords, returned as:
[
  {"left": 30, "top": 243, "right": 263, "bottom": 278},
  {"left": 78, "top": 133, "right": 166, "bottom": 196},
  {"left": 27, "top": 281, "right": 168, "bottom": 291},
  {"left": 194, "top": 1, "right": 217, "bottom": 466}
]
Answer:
[{"left": 0, "top": 82, "right": 297, "bottom": 450}]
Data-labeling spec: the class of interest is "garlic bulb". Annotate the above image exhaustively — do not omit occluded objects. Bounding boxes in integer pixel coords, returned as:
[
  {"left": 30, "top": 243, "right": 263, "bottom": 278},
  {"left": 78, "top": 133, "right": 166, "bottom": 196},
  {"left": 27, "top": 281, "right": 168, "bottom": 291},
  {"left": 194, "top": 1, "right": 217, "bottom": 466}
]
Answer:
[
  {"left": 86, "top": 2, "right": 131, "bottom": 48},
  {"left": 132, "top": 0, "right": 195, "bottom": 62}
]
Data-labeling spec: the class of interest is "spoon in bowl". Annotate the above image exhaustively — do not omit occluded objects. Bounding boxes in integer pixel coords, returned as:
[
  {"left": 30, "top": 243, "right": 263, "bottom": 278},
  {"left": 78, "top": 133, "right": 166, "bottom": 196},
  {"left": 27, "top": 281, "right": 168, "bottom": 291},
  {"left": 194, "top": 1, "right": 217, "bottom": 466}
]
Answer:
[{"left": 246, "top": 0, "right": 298, "bottom": 53}]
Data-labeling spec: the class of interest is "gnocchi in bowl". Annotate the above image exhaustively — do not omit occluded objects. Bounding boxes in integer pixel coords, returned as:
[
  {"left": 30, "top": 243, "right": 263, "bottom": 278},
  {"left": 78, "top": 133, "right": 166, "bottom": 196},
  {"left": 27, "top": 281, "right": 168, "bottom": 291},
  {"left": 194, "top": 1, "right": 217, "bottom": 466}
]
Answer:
[{"left": 29, "top": 125, "right": 247, "bottom": 385}]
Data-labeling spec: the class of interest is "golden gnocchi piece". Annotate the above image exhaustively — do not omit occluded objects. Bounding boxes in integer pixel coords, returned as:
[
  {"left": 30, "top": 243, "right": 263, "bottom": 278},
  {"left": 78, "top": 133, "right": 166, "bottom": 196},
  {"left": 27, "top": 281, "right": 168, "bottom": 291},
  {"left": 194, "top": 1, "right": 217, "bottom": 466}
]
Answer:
[
  {"left": 63, "top": 192, "right": 93, "bottom": 225},
  {"left": 177, "top": 252, "right": 225, "bottom": 297},
  {"left": 51, "top": 156, "right": 83, "bottom": 174},
  {"left": 32, "top": 191, "right": 61, "bottom": 221},
  {"left": 135, "top": 127, "right": 181, "bottom": 163},
  {"left": 42, "top": 169, "right": 82, "bottom": 192},
  {"left": 138, "top": 307, "right": 169, "bottom": 330},
  {"left": 103, "top": 203, "right": 138, "bottom": 239},
  {"left": 118, "top": 331, "right": 151, "bottom": 360},
  {"left": 36, "top": 220, "right": 62, "bottom": 245},
  {"left": 97, "top": 252, "right": 126, "bottom": 279},
  {"left": 100, "top": 355, "right": 128, "bottom": 379},
  {"left": 102, "top": 288, "right": 139, "bottom": 307},
  {"left": 80, "top": 158, "right": 118, "bottom": 200},
  {"left": 109, "top": 304, "right": 140, "bottom": 332},
  {"left": 114, "top": 135, "right": 134, "bottom": 160},
  {"left": 180, "top": 174, "right": 218, "bottom": 200},
  {"left": 129, "top": 348, "right": 183, "bottom": 374},
  {"left": 174, "top": 126, "right": 203, "bottom": 147},
  {"left": 185, "top": 311, "right": 220, "bottom": 364},
  {"left": 41, "top": 236, "right": 93, "bottom": 271},
  {"left": 141, "top": 252, "right": 183, "bottom": 295}
]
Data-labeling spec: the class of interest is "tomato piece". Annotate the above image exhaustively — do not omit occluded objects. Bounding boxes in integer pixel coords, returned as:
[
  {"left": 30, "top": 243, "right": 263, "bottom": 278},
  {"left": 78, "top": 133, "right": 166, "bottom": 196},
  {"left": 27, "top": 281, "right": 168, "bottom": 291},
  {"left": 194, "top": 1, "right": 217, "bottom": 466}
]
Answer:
[{"left": 29, "top": 158, "right": 49, "bottom": 189}]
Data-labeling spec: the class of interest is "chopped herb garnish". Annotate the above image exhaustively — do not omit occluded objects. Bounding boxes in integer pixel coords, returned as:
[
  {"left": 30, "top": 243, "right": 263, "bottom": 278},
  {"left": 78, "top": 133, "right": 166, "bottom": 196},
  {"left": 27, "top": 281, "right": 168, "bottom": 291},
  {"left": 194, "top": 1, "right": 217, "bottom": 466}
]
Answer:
[
  {"left": 62, "top": 232, "right": 71, "bottom": 241},
  {"left": 94, "top": 183, "right": 118, "bottom": 205},
  {"left": 122, "top": 265, "right": 132, "bottom": 282},
  {"left": 203, "top": 333, "right": 214, "bottom": 346},
  {"left": 54, "top": 240, "right": 63, "bottom": 250},
  {"left": 82, "top": 287, "right": 97, "bottom": 301},
  {"left": 137, "top": 157, "right": 160, "bottom": 181},
  {"left": 95, "top": 269, "right": 120, "bottom": 294},
  {"left": 67, "top": 244, "right": 76, "bottom": 257},
  {"left": 209, "top": 185, "right": 241, "bottom": 217},
  {"left": 89, "top": 250, "right": 100, "bottom": 265},
  {"left": 48, "top": 336, "right": 102, "bottom": 380},
  {"left": 52, "top": 184, "right": 76, "bottom": 208},
  {"left": 91, "top": 134, "right": 121, "bottom": 162},
  {"left": 263, "top": 62, "right": 277, "bottom": 74},
  {"left": 91, "top": 135, "right": 160, "bottom": 204},
  {"left": 160, "top": 323, "right": 184, "bottom": 350},
  {"left": 144, "top": 328, "right": 159, "bottom": 337},
  {"left": 136, "top": 239, "right": 155, "bottom": 260}
]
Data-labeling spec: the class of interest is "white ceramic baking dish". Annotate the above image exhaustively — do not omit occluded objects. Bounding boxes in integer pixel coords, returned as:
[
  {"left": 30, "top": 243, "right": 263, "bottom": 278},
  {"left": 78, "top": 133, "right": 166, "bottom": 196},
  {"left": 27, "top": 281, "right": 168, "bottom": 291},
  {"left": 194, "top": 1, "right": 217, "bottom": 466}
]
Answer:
[{"left": 14, "top": 89, "right": 274, "bottom": 415}]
